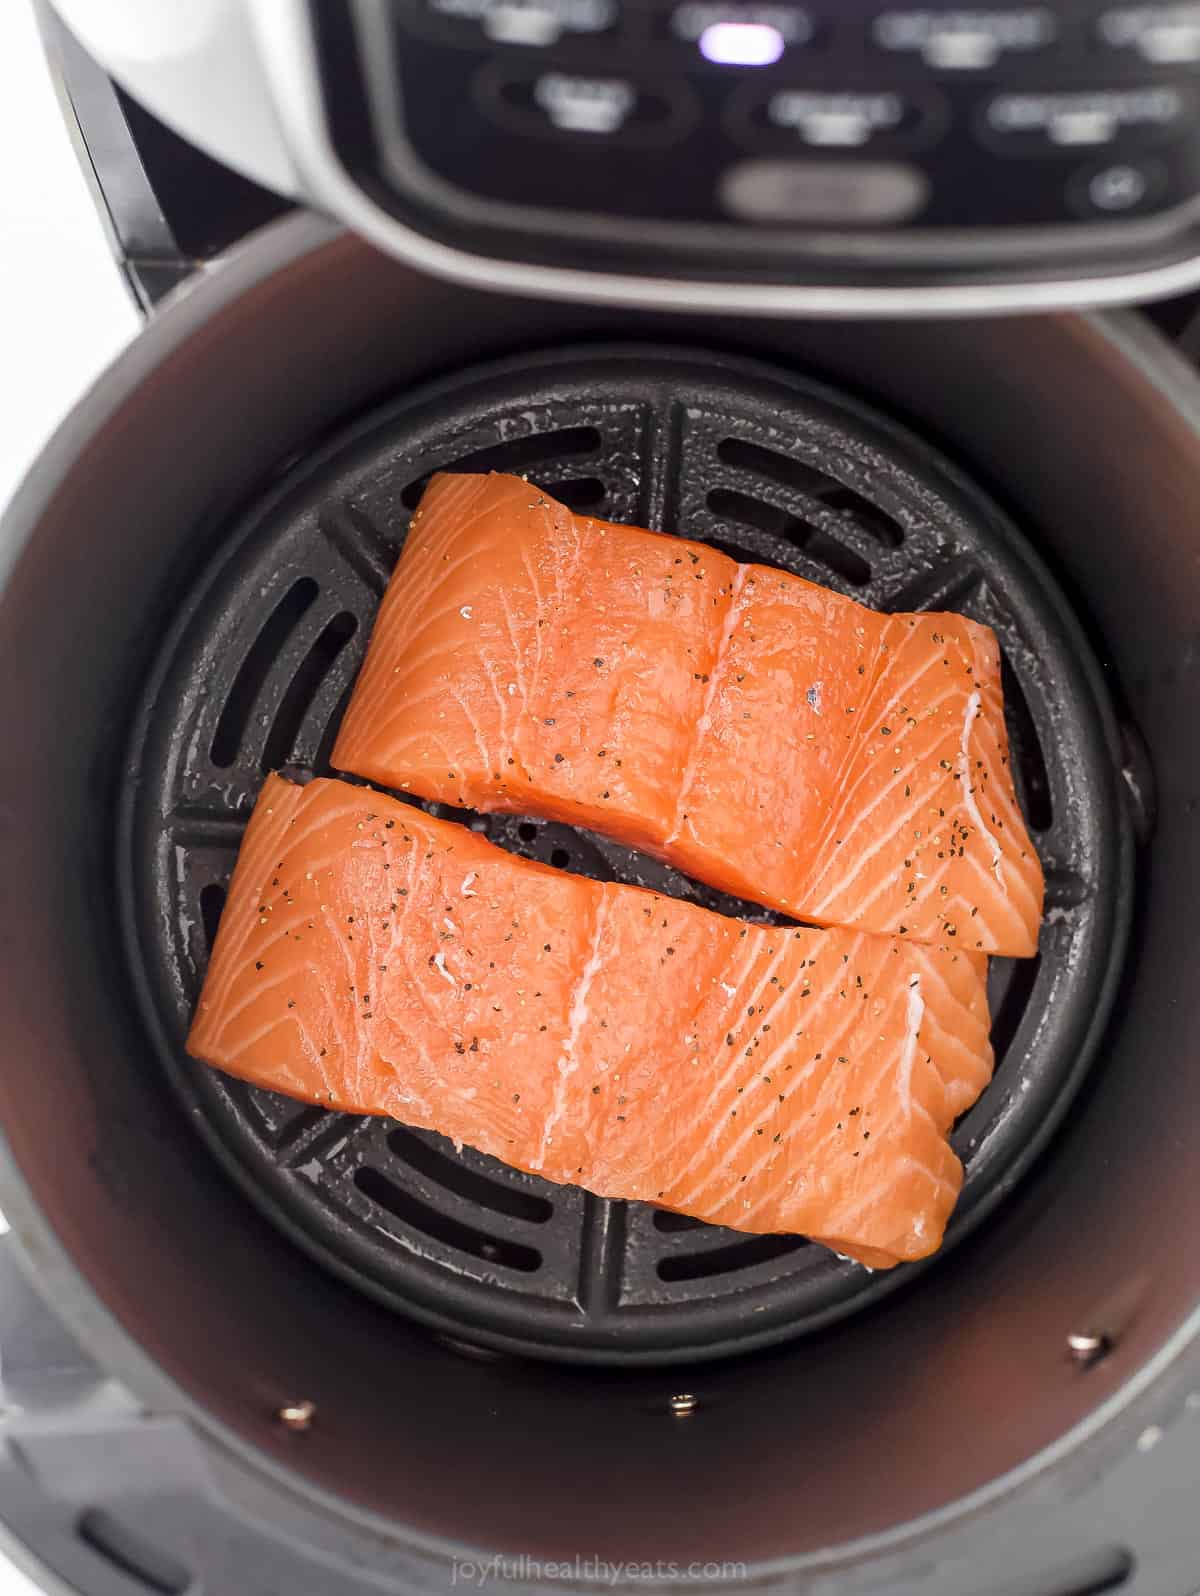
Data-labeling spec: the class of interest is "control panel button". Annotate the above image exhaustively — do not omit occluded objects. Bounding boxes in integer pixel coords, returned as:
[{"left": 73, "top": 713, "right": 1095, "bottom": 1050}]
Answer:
[
  {"left": 420, "top": 0, "right": 618, "bottom": 46},
  {"left": 872, "top": 8, "right": 1057, "bottom": 70},
  {"left": 664, "top": 3, "right": 814, "bottom": 60},
  {"left": 478, "top": 65, "right": 690, "bottom": 141},
  {"left": 532, "top": 72, "right": 636, "bottom": 132},
  {"left": 732, "top": 87, "right": 931, "bottom": 149},
  {"left": 1097, "top": 5, "right": 1200, "bottom": 64},
  {"left": 719, "top": 158, "right": 929, "bottom": 222},
  {"left": 1069, "top": 156, "right": 1169, "bottom": 213},
  {"left": 982, "top": 85, "right": 1189, "bottom": 148}
]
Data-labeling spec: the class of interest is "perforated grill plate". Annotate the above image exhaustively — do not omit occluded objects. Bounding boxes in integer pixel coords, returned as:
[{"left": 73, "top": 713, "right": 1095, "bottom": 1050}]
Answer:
[{"left": 120, "top": 346, "right": 1131, "bottom": 1364}]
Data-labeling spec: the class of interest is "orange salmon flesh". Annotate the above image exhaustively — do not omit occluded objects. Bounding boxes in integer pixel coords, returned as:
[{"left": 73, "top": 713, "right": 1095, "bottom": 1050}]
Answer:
[
  {"left": 188, "top": 776, "right": 994, "bottom": 1268},
  {"left": 333, "top": 471, "right": 1043, "bottom": 956}
]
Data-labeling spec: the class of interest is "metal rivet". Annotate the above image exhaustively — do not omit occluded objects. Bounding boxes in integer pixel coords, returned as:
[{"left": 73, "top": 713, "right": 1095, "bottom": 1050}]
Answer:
[
  {"left": 668, "top": 1393, "right": 698, "bottom": 1417},
  {"left": 278, "top": 1399, "right": 316, "bottom": 1432},
  {"left": 1067, "top": 1330, "right": 1111, "bottom": 1366}
]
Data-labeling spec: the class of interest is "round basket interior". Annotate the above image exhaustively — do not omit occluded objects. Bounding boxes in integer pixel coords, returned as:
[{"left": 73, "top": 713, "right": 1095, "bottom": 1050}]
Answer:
[{"left": 123, "top": 343, "right": 1127, "bottom": 1365}]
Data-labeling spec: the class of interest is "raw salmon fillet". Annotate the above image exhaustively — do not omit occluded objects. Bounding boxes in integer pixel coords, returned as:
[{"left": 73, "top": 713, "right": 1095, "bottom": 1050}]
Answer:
[
  {"left": 333, "top": 472, "right": 1043, "bottom": 956},
  {"left": 188, "top": 775, "right": 993, "bottom": 1267}
]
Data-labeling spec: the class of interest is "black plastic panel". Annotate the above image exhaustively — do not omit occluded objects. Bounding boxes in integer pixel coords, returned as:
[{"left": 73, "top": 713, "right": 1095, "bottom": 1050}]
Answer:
[
  {"left": 387, "top": 26, "right": 1200, "bottom": 227},
  {"left": 299, "top": 0, "right": 1200, "bottom": 291}
]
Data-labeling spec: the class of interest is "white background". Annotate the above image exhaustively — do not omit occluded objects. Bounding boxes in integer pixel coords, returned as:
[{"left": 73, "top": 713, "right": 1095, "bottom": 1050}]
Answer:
[
  {"left": 0, "top": 0, "right": 139, "bottom": 519},
  {"left": 0, "top": 3, "right": 143, "bottom": 1590}
]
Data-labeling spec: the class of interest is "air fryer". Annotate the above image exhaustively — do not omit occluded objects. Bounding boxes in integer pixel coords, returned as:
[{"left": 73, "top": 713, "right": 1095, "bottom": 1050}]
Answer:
[{"left": 2, "top": 8, "right": 1200, "bottom": 1596}]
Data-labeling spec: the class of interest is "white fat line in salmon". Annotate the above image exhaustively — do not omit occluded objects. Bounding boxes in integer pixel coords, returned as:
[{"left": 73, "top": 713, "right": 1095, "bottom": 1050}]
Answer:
[
  {"left": 957, "top": 688, "right": 1003, "bottom": 883},
  {"left": 664, "top": 564, "right": 748, "bottom": 850},
  {"left": 532, "top": 893, "right": 610, "bottom": 1170},
  {"left": 432, "top": 949, "right": 455, "bottom": 985},
  {"left": 897, "top": 973, "right": 925, "bottom": 1115}
]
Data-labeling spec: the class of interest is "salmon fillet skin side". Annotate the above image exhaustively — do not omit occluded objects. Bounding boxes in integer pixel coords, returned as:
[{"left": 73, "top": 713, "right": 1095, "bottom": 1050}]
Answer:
[
  {"left": 188, "top": 776, "right": 994, "bottom": 1269},
  {"left": 332, "top": 472, "right": 1043, "bottom": 957}
]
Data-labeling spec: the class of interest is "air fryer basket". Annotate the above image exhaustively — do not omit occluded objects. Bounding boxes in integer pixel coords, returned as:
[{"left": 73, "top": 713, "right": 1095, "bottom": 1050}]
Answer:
[
  {"left": 124, "top": 344, "right": 1128, "bottom": 1365},
  {"left": 0, "top": 215, "right": 1198, "bottom": 1594}
]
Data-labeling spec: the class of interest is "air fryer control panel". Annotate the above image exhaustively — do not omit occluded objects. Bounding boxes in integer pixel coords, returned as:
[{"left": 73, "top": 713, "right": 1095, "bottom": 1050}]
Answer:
[{"left": 318, "top": 0, "right": 1200, "bottom": 291}]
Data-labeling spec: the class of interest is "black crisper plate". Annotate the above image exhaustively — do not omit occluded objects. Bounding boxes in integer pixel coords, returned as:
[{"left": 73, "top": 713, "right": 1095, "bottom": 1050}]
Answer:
[{"left": 119, "top": 346, "right": 1131, "bottom": 1364}]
